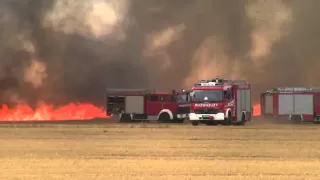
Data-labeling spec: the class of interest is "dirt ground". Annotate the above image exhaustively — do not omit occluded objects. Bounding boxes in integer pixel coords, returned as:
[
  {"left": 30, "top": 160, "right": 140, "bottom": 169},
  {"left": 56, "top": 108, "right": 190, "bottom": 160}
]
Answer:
[{"left": 1, "top": 118, "right": 320, "bottom": 180}]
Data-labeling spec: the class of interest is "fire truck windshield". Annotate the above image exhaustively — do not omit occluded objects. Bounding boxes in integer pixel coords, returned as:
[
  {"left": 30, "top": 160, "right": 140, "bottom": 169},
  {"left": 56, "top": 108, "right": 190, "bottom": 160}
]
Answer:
[{"left": 190, "top": 90, "right": 223, "bottom": 102}]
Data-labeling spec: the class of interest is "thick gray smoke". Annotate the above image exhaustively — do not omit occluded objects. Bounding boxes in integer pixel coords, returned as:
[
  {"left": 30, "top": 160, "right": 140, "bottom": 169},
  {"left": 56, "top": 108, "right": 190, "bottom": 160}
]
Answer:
[{"left": 0, "top": 0, "right": 317, "bottom": 107}]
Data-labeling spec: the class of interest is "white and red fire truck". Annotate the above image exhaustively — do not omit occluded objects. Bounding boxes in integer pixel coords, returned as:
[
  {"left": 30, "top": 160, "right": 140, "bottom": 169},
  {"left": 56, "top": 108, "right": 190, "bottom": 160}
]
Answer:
[
  {"left": 177, "top": 77, "right": 252, "bottom": 126},
  {"left": 105, "top": 88, "right": 183, "bottom": 123},
  {"left": 260, "top": 87, "right": 320, "bottom": 122}
]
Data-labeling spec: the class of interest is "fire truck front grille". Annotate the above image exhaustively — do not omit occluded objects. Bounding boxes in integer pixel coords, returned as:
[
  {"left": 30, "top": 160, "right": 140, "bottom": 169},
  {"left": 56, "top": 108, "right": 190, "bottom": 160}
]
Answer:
[{"left": 194, "top": 109, "right": 219, "bottom": 114}]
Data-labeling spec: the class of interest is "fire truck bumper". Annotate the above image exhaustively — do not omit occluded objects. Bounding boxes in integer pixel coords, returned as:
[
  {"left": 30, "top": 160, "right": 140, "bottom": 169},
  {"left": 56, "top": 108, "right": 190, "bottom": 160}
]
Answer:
[{"left": 189, "top": 113, "right": 225, "bottom": 121}]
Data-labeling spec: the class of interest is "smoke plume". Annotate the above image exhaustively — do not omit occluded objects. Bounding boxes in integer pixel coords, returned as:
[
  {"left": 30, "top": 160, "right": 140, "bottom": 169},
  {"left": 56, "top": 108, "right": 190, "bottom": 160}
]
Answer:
[{"left": 0, "top": 0, "right": 318, "bottom": 107}]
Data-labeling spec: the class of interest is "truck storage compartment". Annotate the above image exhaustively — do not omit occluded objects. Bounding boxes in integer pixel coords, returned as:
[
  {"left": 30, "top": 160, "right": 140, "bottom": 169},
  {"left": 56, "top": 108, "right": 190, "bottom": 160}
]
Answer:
[
  {"left": 105, "top": 88, "right": 149, "bottom": 116},
  {"left": 278, "top": 94, "right": 313, "bottom": 115},
  {"left": 106, "top": 96, "right": 125, "bottom": 115},
  {"left": 125, "top": 96, "right": 144, "bottom": 114},
  {"left": 278, "top": 94, "right": 294, "bottom": 115},
  {"left": 294, "top": 94, "right": 313, "bottom": 114},
  {"left": 263, "top": 94, "right": 273, "bottom": 116}
]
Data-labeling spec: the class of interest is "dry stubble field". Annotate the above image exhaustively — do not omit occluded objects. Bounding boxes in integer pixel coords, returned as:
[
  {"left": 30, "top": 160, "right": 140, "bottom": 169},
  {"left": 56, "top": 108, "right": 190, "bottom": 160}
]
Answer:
[{"left": 1, "top": 119, "right": 320, "bottom": 180}]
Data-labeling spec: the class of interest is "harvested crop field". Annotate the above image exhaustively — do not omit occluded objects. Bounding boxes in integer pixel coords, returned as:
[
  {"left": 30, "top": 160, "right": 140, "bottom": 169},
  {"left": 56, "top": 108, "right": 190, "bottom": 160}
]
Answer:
[{"left": 1, "top": 118, "right": 320, "bottom": 180}]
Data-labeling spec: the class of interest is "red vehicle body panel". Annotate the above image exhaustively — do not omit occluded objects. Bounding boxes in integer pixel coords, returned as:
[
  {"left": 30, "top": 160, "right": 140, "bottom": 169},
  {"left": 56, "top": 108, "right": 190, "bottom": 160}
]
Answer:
[
  {"left": 260, "top": 88, "right": 320, "bottom": 122},
  {"left": 105, "top": 89, "right": 179, "bottom": 120},
  {"left": 144, "top": 93, "right": 176, "bottom": 116}
]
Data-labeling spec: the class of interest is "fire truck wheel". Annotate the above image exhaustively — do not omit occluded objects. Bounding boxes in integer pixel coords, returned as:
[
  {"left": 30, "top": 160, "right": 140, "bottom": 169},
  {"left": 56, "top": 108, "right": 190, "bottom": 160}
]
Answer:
[
  {"left": 290, "top": 115, "right": 302, "bottom": 124},
  {"left": 222, "top": 112, "right": 232, "bottom": 125},
  {"left": 158, "top": 113, "right": 170, "bottom": 123},
  {"left": 235, "top": 113, "right": 246, "bottom": 126},
  {"left": 191, "top": 121, "right": 199, "bottom": 126}
]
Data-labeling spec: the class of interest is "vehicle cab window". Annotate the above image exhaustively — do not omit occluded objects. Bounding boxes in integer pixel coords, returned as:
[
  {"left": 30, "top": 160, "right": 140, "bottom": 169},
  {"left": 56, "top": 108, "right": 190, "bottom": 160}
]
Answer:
[
  {"left": 169, "top": 95, "right": 175, "bottom": 102},
  {"left": 224, "top": 88, "right": 233, "bottom": 100},
  {"left": 150, "top": 95, "right": 158, "bottom": 101},
  {"left": 177, "top": 93, "right": 188, "bottom": 103}
]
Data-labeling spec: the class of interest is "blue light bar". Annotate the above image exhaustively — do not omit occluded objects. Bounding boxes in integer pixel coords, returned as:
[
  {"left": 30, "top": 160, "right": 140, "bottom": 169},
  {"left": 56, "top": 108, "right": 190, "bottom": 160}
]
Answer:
[{"left": 194, "top": 83, "right": 201, "bottom": 87}]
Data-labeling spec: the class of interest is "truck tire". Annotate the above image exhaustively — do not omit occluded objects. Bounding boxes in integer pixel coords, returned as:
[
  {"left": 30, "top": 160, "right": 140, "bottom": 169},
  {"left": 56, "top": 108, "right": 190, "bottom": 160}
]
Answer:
[
  {"left": 235, "top": 113, "right": 246, "bottom": 126},
  {"left": 191, "top": 121, "right": 199, "bottom": 126},
  {"left": 158, "top": 113, "right": 170, "bottom": 123},
  {"left": 119, "top": 113, "right": 132, "bottom": 123},
  {"left": 313, "top": 113, "right": 320, "bottom": 124},
  {"left": 290, "top": 115, "right": 302, "bottom": 124},
  {"left": 222, "top": 112, "right": 232, "bottom": 125}
]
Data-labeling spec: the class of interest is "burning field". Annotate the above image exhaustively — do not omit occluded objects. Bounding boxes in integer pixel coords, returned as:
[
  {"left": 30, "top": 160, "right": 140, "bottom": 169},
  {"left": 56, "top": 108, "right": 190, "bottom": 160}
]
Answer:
[{"left": 0, "top": 103, "right": 108, "bottom": 121}]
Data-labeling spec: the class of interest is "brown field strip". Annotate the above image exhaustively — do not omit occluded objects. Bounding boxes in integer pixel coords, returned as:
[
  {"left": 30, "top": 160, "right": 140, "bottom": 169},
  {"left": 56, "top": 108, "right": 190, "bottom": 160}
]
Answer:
[{"left": 1, "top": 120, "right": 320, "bottom": 179}]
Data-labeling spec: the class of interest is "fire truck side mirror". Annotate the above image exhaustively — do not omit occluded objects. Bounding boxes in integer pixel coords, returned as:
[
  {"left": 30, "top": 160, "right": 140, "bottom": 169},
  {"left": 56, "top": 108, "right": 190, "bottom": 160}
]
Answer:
[{"left": 186, "top": 92, "right": 189, "bottom": 101}]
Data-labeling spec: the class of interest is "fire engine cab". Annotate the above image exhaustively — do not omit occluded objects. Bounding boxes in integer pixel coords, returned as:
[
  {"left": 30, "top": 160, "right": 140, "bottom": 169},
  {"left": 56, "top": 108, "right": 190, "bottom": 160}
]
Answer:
[
  {"left": 179, "top": 76, "right": 252, "bottom": 126},
  {"left": 105, "top": 88, "right": 182, "bottom": 123},
  {"left": 260, "top": 87, "right": 320, "bottom": 122}
]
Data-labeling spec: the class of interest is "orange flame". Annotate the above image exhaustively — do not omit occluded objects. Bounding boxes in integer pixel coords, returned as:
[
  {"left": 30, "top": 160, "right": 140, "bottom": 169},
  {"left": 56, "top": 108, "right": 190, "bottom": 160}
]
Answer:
[
  {"left": 0, "top": 103, "right": 108, "bottom": 121},
  {"left": 253, "top": 104, "right": 261, "bottom": 116}
]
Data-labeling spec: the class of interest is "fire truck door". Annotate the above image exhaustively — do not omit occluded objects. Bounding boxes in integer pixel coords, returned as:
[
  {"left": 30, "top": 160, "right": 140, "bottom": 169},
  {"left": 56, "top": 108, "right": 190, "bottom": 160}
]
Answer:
[
  {"left": 314, "top": 93, "right": 320, "bottom": 116},
  {"left": 146, "top": 95, "right": 162, "bottom": 116},
  {"left": 176, "top": 93, "right": 190, "bottom": 115},
  {"left": 163, "top": 95, "right": 177, "bottom": 114}
]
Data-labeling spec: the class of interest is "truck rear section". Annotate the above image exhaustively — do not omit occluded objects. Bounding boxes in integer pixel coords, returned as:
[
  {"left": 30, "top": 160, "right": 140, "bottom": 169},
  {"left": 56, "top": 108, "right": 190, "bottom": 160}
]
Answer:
[
  {"left": 105, "top": 89, "right": 181, "bottom": 123},
  {"left": 105, "top": 89, "right": 147, "bottom": 122},
  {"left": 235, "top": 85, "right": 252, "bottom": 124},
  {"left": 260, "top": 87, "right": 320, "bottom": 122}
]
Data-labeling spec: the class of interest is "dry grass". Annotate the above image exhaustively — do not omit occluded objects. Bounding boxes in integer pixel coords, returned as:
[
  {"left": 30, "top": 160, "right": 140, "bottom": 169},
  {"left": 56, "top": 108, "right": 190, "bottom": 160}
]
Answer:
[{"left": 1, "top": 119, "right": 320, "bottom": 179}]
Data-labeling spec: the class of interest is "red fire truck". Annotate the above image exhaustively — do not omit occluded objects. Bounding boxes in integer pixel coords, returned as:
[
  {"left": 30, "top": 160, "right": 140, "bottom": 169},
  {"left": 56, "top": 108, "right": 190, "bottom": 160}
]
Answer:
[
  {"left": 179, "top": 77, "right": 252, "bottom": 126},
  {"left": 260, "top": 87, "right": 320, "bottom": 122},
  {"left": 105, "top": 88, "right": 183, "bottom": 123}
]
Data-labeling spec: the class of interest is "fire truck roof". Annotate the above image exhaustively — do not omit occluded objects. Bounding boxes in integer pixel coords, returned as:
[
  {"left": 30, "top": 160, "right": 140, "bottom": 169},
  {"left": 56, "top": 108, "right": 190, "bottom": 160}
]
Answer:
[
  {"left": 192, "top": 86, "right": 226, "bottom": 90},
  {"left": 192, "top": 78, "right": 248, "bottom": 90},
  {"left": 266, "top": 87, "right": 320, "bottom": 93}
]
